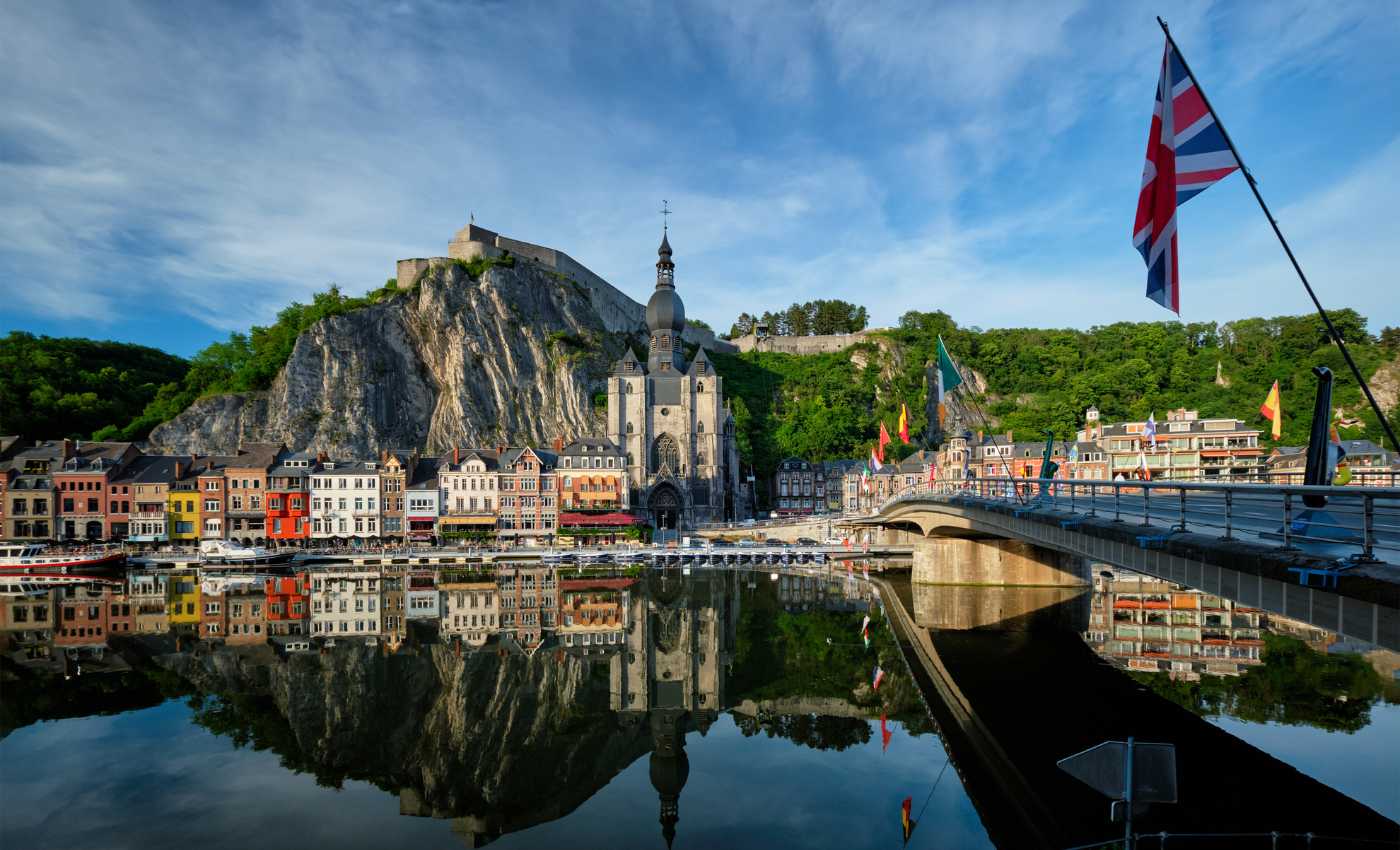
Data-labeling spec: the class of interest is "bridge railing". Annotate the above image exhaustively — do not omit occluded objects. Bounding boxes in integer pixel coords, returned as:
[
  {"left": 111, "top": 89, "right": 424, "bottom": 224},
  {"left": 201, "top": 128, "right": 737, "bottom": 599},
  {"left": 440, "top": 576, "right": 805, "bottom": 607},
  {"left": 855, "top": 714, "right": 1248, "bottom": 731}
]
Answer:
[{"left": 880, "top": 477, "right": 1400, "bottom": 564}]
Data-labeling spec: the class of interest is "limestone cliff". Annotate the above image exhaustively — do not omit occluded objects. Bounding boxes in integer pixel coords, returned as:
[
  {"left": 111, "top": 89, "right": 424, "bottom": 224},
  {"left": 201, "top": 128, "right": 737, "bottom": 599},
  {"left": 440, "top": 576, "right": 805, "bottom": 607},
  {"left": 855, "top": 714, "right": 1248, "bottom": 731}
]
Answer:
[{"left": 149, "top": 259, "right": 721, "bottom": 457}]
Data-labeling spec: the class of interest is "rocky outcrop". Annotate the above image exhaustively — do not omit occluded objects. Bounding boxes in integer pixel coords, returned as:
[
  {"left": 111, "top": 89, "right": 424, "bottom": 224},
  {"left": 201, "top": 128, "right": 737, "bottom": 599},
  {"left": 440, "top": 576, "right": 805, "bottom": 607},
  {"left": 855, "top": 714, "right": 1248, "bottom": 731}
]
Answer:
[{"left": 151, "top": 259, "right": 696, "bottom": 456}]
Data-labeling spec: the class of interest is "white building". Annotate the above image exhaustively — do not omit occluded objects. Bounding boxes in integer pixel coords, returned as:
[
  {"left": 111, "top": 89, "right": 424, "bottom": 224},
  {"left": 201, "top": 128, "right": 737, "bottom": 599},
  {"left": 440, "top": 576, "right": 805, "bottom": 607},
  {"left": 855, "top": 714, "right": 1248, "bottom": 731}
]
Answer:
[
  {"left": 310, "top": 460, "right": 382, "bottom": 541},
  {"left": 440, "top": 580, "right": 498, "bottom": 646},
  {"left": 405, "top": 569, "right": 440, "bottom": 620},
  {"left": 309, "top": 568, "right": 382, "bottom": 637}
]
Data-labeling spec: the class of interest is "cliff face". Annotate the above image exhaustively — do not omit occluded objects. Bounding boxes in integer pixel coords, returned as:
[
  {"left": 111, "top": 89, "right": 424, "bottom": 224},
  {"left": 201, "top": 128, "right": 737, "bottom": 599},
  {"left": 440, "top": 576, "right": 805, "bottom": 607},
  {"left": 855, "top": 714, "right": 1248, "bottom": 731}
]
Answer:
[{"left": 149, "top": 259, "right": 720, "bottom": 457}]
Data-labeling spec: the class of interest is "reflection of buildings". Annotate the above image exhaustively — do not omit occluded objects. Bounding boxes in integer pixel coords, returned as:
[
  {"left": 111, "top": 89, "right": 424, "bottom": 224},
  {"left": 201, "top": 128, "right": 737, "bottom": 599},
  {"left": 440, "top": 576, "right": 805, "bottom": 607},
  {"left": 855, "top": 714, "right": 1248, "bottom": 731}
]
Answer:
[
  {"left": 558, "top": 578, "right": 632, "bottom": 653},
  {"left": 613, "top": 569, "right": 740, "bottom": 848},
  {"left": 776, "top": 572, "right": 876, "bottom": 613},
  {"left": 1085, "top": 570, "right": 1264, "bottom": 678}
]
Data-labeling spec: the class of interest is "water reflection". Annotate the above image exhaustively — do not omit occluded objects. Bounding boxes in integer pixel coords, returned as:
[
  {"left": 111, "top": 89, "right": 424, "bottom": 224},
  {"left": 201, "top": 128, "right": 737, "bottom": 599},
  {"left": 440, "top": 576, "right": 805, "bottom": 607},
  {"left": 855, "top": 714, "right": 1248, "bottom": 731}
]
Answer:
[
  {"left": 1084, "top": 568, "right": 1396, "bottom": 733},
  {"left": 3, "top": 566, "right": 978, "bottom": 850}
]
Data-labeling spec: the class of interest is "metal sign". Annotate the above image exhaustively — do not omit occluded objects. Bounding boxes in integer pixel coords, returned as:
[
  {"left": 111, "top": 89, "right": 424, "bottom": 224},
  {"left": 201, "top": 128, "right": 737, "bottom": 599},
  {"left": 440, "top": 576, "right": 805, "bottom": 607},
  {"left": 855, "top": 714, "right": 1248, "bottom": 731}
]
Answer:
[{"left": 1057, "top": 740, "right": 1177, "bottom": 803}]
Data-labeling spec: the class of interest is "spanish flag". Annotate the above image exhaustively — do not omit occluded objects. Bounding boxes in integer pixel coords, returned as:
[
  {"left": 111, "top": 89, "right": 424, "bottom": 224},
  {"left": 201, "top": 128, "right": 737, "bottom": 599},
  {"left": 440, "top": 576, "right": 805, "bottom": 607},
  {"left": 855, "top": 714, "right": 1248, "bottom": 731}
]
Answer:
[
  {"left": 898, "top": 403, "right": 910, "bottom": 444},
  {"left": 1260, "top": 380, "right": 1282, "bottom": 440},
  {"left": 901, "top": 796, "right": 916, "bottom": 844}
]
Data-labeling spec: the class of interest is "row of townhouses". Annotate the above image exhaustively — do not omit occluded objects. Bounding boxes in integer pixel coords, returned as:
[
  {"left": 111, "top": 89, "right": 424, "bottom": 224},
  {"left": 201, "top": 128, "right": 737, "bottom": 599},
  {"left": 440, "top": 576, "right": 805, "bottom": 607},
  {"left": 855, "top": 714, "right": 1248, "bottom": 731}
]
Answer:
[
  {"left": 0, "top": 564, "right": 639, "bottom": 665},
  {"left": 0, "top": 435, "right": 638, "bottom": 546}
]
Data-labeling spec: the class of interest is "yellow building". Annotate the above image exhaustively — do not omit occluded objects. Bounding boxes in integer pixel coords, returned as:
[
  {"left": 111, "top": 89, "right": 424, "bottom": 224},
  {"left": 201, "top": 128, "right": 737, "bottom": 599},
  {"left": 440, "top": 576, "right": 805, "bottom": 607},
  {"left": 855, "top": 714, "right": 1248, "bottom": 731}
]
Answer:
[
  {"left": 166, "top": 568, "right": 201, "bottom": 632},
  {"left": 168, "top": 479, "right": 200, "bottom": 543}
]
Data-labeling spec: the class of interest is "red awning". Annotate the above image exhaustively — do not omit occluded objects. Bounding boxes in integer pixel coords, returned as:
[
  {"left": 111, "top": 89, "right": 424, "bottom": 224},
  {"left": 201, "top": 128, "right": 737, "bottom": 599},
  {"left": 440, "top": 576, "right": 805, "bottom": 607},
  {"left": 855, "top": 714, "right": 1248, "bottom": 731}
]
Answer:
[{"left": 558, "top": 511, "right": 642, "bottom": 527}]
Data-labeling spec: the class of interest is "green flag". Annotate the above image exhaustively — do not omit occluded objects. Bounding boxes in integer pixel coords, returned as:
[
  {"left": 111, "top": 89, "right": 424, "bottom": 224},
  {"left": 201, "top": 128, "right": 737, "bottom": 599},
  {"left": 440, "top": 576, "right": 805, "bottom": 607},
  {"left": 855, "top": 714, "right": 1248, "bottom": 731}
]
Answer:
[{"left": 937, "top": 336, "right": 963, "bottom": 392}]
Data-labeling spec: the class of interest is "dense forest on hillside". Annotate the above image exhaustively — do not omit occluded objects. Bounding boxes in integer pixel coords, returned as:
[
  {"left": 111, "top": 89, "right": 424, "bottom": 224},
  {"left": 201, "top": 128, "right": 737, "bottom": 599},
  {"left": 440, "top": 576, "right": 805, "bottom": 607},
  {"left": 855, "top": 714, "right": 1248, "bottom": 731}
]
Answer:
[
  {"left": 711, "top": 309, "right": 1399, "bottom": 481},
  {"left": 0, "top": 332, "right": 189, "bottom": 441}
]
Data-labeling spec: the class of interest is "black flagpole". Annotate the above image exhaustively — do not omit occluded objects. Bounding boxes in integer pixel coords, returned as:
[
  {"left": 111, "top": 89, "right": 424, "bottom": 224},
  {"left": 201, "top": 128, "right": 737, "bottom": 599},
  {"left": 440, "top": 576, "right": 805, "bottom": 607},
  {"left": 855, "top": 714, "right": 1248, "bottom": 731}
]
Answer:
[{"left": 1157, "top": 16, "right": 1400, "bottom": 454}]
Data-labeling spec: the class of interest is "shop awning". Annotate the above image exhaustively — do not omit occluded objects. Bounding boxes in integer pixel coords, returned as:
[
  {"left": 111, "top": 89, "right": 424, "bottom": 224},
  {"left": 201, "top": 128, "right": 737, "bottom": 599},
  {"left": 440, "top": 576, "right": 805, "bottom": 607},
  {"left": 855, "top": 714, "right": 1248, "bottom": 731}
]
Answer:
[
  {"left": 440, "top": 515, "right": 497, "bottom": 526},
  {"left": 559, "top": 511, "right": 642, "bottom": 527}
]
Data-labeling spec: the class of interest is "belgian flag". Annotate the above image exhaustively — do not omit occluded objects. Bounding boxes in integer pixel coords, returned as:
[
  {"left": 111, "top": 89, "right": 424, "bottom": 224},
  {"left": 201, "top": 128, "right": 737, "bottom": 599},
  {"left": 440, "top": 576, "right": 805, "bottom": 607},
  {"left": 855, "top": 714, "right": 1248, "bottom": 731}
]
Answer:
[{"left": 901, "top": 796, "right": 916, "bottom": 844}]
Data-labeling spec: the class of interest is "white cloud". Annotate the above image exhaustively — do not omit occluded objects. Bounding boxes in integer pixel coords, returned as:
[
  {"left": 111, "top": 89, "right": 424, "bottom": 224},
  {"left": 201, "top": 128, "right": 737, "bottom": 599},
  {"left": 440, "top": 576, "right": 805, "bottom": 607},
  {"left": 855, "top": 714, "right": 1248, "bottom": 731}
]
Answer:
[{"left": 0, "top": 0, "right": 1395, "bottom": 346}]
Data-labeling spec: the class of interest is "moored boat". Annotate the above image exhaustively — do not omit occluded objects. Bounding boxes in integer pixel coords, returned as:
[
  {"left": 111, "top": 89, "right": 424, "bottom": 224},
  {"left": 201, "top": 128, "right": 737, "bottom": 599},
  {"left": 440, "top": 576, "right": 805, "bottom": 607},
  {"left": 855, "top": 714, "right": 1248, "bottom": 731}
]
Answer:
[
  {"left": 0, "top": 543, "right": 127, "bottom": 575},
  {"left": 199, "top": 539, "right": 296, "bottom": 566}
]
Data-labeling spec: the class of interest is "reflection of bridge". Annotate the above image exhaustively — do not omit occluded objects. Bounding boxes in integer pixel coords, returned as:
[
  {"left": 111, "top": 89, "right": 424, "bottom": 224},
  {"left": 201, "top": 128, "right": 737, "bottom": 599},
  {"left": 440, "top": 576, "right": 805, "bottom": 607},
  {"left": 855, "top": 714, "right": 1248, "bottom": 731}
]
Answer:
[
  {"left": 874, "top": 577, "right": 1400, "bottom": 849},
  {"left": 864, "top": 479, "right": 1400, "bottom": 651}
]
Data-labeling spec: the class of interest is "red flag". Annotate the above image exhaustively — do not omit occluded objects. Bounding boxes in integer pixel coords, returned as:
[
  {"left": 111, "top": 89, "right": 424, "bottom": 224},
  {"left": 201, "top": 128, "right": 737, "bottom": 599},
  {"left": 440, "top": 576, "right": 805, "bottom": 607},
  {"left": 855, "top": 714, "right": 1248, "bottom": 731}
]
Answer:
[
  {"left": 881, "top": 712, "right": 892, "bottom": 752},
  {"left": 878, "top": 422, "right": 892, "bottom": 462}
]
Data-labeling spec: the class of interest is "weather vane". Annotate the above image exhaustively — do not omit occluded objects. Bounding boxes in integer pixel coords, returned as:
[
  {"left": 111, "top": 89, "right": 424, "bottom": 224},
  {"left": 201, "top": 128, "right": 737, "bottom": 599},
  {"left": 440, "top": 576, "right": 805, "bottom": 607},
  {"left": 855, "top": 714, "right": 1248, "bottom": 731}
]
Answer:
[{"left": 660, "top": 199, "right": 671, "bottom": 232}]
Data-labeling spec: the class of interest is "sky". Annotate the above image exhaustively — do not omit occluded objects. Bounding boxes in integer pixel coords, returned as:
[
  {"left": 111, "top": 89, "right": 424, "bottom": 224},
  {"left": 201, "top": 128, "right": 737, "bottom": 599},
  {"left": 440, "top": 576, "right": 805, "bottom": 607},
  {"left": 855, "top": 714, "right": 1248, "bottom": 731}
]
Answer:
[{"left": 2, "top": 0, "right": 1398, "bottom": 357}]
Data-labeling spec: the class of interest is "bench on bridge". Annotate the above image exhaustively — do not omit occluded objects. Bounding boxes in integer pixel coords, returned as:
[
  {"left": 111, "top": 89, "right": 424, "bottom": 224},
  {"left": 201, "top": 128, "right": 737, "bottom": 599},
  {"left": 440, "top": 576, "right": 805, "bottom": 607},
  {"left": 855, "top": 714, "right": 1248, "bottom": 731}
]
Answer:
[
  {"left": 1286, "top": 562, "right": 1358, "bottom": 589},
  {"left": 1136, "top": 533, "right": 1172, "bottom": 550}
]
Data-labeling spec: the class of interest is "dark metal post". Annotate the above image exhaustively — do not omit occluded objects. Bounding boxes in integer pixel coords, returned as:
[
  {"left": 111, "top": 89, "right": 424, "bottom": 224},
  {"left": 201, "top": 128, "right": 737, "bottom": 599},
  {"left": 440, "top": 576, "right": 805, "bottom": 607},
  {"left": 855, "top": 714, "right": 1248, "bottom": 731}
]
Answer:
[
  {"left": 1115, "top": 485, "right": 1122, "bottom": 522},
  {"left": 1282, "top": 494, "right": 1293, "bottom": 549},
  {"left": 1362, "top": 494, "right": 1375, "bottom": 561},
  {"left": 1157, "top": 17, "right": 1400, "bottom": 456},
  {"left": 1177, "top": 488, "right": 1187, "bottom": 533},
  {"left": 1222, "top": 490, "right": 1234, "bottom": 541},
  {"left": 1142, "top": 484, "right": 1151, "bottom": 527},
  {"left": 1124, "top": 737, "right": 1135, "bottom": 850}
]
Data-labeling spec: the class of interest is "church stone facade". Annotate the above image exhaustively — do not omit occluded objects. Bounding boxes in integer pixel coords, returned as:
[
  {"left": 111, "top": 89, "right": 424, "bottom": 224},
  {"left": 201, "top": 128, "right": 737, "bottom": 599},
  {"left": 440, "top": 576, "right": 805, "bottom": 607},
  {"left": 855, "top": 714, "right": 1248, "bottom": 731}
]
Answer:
[{"left": 606, "top": 233, "right": 741, "bottom": 529}]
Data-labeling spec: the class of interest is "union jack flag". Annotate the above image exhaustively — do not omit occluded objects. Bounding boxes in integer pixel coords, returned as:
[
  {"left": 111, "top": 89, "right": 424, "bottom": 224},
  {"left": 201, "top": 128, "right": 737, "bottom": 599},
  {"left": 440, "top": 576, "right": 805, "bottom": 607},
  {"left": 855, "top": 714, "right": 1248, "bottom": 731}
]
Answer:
[{"left": 1133, "top": 40, "right": 1239, "bottom": 314}]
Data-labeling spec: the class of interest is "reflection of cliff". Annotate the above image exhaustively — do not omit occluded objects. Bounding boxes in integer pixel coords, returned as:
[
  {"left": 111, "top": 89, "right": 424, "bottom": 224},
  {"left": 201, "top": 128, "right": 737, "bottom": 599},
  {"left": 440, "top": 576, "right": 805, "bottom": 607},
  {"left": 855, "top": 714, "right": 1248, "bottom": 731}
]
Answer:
[{"left": 159, "top": 642, "right": 652, "bottom": 843}]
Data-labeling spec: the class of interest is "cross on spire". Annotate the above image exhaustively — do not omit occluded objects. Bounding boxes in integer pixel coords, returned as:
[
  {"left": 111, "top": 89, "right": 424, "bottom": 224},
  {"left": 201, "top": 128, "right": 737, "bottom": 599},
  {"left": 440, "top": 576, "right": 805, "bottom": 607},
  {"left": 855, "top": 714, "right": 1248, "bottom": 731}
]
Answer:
[{"left": 660, "top": 199, "right": 671, "bottom": 232}]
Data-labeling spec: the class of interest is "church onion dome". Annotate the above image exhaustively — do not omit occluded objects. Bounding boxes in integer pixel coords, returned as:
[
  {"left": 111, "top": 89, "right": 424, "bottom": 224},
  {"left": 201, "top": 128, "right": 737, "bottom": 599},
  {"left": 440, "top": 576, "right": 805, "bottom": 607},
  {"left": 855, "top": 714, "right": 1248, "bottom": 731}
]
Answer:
[
  {"left": 658, "top": 231, "right": 672, "bottom": 258},
  {"left": 646, "top": 285, "right": 686, "bottom": 332}
]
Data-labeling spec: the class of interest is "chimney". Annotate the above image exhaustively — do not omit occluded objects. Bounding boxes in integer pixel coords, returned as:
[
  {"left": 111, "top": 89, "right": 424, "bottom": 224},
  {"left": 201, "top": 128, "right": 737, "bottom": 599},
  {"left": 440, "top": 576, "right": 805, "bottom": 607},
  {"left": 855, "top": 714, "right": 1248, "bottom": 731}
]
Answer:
[
  {"left": 976, "top": 430, "right": 984, "bottom": 443},
  {"left": 175, "top": 460, "right": 185, "bottom": 480},
  {"left": 497, "top": 443, "right": 507, "bottom": 455},
  {"left": 316, "top": 451, "right": 327, "bottom": 464},
  {"left": 552, "top": 437, "right": 564, "bottom": 452},
  {"left": 61, "top": 438, "right": 75, "bottom": 459},
  {"left": 1006, "top": 430, "right": 1014, "bottom": 443},
  {"left": 453, "top": 447, "right": 460, "bottom": 465}
]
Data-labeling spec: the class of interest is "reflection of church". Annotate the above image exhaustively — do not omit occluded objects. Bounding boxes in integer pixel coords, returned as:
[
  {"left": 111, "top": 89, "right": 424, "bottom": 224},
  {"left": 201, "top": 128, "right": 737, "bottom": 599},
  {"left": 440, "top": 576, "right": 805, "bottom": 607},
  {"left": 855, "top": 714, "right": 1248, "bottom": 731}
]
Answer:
[
  {"left": 607, "top": 232, "right": 741, "bottom": 530},
  {"left": 612, "top": 569, "right": 739, "bottom": 848}
]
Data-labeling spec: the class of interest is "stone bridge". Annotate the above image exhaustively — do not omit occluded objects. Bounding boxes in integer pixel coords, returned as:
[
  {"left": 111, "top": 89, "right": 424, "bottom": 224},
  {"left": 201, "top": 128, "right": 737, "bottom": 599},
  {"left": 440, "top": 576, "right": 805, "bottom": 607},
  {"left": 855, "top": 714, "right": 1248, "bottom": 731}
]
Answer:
[{"left": 864, "top": 488, "right": 1400, "bottom": 651}]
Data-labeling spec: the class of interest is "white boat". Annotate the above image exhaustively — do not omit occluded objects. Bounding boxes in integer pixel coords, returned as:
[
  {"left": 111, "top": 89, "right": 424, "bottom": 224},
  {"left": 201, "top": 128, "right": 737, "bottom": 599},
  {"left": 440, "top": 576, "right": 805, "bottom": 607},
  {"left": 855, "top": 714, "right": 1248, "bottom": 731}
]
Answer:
[
  {"left": 199, "top": 539, "right": 295, "bottom": 566},
  {"left": 0, "top": 543, "right": 126, "bottom": 575}
]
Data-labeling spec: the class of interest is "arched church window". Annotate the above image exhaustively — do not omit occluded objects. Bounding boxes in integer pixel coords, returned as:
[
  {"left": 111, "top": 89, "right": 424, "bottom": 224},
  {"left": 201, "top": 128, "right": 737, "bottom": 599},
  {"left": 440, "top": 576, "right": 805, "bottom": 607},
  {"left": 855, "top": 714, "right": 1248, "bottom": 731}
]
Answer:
[
  {"left": 697, "top": 382, "right": 704, "bottom": 392},
  {"left": 661, "top": 335, "right": 671, "bottom": 350},
  {"left": 626, "top": 423, "right": 633, "bottom": 434},
  {"left": 652, "top": 434, "right": 680, "bottom": 475},
  {"left": 697, "top": 421, "right": 704, "bottom": 433},
  {"left": 627, "top": 453, "right": 633, "bottom": 465}
]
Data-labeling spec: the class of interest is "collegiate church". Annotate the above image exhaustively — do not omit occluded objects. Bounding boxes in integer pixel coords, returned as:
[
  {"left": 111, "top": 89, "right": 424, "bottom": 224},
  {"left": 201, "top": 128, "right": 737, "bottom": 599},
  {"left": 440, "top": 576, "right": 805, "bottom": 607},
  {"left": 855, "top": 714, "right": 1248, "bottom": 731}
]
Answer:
[{"left": 606, "top": 231, "right": 741, "bottom": 529}]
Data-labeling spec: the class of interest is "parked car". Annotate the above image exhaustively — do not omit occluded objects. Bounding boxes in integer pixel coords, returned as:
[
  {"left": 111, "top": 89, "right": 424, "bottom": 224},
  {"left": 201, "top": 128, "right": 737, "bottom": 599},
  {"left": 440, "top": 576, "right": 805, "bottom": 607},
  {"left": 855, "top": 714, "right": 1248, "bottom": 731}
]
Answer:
[{"left": 795, "top": 537, "right": 818, "bottom": 546}]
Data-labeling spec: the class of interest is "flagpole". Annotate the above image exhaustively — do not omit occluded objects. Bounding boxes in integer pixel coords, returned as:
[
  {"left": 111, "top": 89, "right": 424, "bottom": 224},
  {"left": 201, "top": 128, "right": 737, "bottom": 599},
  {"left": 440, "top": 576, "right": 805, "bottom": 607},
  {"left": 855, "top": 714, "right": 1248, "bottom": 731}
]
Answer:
[{"left": 1157, "top": 17, "right": 1399, "bottom": 454}]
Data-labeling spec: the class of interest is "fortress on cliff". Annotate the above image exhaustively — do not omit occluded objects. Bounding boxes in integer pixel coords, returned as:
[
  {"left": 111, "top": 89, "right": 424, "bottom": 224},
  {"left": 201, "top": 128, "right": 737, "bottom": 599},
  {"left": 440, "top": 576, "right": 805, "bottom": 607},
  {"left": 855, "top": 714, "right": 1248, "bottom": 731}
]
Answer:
[{"left": 395, "top": 223, "right": 734, "bottom": 352}]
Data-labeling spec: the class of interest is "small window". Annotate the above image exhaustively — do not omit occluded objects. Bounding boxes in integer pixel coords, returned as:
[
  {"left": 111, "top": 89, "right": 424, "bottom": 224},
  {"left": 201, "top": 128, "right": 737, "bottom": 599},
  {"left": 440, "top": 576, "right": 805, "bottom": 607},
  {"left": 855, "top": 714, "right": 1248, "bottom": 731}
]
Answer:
[
  {"left": 697, "top": 382, "right": 704, "bottom": 392},
  {"left": 626, "top": 423, "right": 633, "bottom": 434}
]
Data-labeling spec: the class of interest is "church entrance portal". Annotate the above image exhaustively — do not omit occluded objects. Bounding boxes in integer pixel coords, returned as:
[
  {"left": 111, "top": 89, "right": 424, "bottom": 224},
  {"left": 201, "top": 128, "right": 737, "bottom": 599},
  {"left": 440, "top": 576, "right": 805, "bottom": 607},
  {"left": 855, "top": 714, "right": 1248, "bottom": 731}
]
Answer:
[{"left": 648, "top": 483, "right": 682, "bottom": 535}]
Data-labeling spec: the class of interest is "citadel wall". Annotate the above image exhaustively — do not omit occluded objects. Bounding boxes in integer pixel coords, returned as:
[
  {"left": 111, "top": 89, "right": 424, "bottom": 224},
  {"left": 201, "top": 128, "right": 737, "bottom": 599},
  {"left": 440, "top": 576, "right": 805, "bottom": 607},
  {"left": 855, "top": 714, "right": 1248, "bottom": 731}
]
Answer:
[{"left": 729, "top": 330, "right": 881, "bottom": 355}]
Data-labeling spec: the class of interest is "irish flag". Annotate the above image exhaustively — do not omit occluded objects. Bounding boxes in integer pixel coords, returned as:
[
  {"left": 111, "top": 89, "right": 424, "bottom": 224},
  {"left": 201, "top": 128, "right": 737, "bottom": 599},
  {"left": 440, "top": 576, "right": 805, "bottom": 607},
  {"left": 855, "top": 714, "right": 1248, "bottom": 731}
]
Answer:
[{"left": 1260, "top": 380, "right": 1282, "bottom": 440}]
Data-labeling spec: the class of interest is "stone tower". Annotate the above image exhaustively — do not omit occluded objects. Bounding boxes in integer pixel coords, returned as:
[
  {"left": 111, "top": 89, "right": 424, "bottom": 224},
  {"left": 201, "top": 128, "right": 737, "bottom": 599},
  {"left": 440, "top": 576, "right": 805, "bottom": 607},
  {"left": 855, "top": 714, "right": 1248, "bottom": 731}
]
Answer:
[{"left": 645, "top": 232, "right": 685, "bottom": 373}]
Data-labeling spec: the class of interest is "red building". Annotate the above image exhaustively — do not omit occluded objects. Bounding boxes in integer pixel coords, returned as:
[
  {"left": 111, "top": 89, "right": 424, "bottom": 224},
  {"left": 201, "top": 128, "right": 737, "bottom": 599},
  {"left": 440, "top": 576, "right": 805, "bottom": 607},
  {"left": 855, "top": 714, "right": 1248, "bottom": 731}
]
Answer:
[
  {"left": 53, "top": 442, "right": 139, "bottom": 541},
  {"left": 55, "top": 582, "right": 115, "bottom": 646},
  {"left": 265, "top": 573, "right": 310, "bottom": 636},
  {"left": 266, "top": 455, "right": 314, "bottom": 546}
]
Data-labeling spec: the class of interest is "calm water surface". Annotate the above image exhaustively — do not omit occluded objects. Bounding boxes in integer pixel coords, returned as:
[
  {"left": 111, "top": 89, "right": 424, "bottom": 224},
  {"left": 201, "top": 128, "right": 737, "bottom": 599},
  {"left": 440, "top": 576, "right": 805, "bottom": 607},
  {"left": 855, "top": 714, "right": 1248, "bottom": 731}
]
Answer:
[{"left": 3, "top": 565, "right": 1397, "bottom": 848}]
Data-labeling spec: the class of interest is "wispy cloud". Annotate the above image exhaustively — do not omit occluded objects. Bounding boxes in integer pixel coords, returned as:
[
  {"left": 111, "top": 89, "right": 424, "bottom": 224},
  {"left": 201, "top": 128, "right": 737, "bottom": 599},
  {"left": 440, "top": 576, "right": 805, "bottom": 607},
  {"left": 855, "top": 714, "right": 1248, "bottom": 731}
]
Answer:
[{"left": 0, "top": 0, "right": 1396, "bottom": 352}]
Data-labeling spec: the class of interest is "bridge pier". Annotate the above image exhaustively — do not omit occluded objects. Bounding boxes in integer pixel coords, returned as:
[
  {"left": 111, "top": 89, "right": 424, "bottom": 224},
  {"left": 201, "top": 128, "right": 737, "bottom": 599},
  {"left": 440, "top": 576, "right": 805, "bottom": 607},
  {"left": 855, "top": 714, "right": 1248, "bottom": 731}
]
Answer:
[{"left": 912, "top": 537, "right": 1088, "bottom": 587}]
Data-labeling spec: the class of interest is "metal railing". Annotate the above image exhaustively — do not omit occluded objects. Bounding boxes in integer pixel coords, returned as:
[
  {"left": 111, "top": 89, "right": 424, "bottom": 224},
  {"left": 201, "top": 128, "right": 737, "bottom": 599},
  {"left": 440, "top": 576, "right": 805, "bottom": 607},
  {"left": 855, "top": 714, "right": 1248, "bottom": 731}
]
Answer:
[{"left": 877, "top": 477, "right": 1400, "bottom": 564}]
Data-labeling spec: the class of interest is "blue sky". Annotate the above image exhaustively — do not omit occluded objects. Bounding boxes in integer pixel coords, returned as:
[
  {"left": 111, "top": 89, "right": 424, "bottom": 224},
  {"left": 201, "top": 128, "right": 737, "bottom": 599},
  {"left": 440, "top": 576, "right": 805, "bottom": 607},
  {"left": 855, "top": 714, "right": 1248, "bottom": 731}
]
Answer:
[{"left": 2, "top": 1, "right": 1397, "bottom": 357}]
